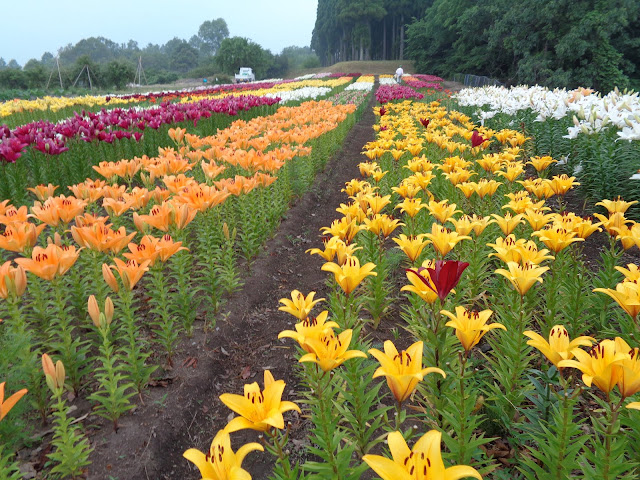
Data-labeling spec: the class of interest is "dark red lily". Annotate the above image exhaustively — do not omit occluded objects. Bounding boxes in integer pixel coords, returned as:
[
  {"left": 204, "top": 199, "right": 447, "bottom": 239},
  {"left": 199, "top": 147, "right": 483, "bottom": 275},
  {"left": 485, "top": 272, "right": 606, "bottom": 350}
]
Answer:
[
  {"left": 471, "top": 131, "right": 487, "bottom": 148},
  {"left": 379, "top": 106, "right": 386, "bottom": 116},
  {"left": 413, "top": 260, "right": 469, "bottom": 302},
  {"left": 420, "top": 118, "right": 430, "bottom": 128}
]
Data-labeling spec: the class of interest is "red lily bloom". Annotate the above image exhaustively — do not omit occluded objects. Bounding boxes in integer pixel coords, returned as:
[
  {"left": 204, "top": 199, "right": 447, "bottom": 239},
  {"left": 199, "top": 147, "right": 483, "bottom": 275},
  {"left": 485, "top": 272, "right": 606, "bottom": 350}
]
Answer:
[
  {"left": 420, "top": 118, "right": 430, "bottom": 128},
  {"left": 408, "top": 260, "right": 469, "bottom": 303},
  {"left": 379, "top": 106, "right": 386, "bottom": 116},
  {"left": 471, "top": 131, "right": 487, "bottom": 148}
]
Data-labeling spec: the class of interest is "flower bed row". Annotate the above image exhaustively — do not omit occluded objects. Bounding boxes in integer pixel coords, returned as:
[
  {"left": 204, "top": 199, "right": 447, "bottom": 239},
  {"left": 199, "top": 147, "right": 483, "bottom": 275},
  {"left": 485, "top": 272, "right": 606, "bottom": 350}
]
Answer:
[
  {"left": 181, "top": 94, "right": 640, "bottom": 478},
  {"left": 453, "top": 85, "right": 640, "bottom": 217},
  {"left": 0, "top": 97, "right": 367, "bottom": 478}
]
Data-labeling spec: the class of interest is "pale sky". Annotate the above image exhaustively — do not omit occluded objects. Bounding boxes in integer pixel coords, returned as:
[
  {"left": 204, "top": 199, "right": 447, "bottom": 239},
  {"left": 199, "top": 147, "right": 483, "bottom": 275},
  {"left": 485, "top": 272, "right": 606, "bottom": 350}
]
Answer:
[{"left": 0, "top": 0, "right": 319, "bottom": 66}]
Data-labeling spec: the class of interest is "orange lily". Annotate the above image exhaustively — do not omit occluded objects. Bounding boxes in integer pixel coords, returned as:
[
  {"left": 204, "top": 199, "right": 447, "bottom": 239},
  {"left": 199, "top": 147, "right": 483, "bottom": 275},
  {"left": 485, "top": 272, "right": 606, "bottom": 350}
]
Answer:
[{"left": 0, "top": 382, "right": 28, "bottom": 422}]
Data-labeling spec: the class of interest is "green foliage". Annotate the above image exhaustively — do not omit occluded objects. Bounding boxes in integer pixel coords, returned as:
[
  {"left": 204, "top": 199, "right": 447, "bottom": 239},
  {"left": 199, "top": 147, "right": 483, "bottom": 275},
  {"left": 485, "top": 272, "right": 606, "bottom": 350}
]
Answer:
[
  {"left": 197, "top": 18, "right": 230, "bottom": 56},
  {"left": 215, "top": 37, "right": 273, "bottom": 78},
  {"left": 46, "top": 395, "right": 93, "bottom": 479},
  {"left": 404, "top": 0, "right": 640, "bottom": 89},
  {"left": 87, "top": 323, "right": 136, "bottom": 432},
  {"left": 103, "top": 59, "right": 136, "bottom": 89},
  {"left": 0, "top": 444, "right": 23, "bottom": 480}
]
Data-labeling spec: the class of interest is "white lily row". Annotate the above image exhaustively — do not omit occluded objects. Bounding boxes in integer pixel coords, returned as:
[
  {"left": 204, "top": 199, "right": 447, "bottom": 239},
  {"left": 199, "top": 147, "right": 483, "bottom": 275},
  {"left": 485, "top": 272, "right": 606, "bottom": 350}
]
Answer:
[
  {"left": 345, "top": 82, "right": 374, "bottom": 92},
  {"left": 379, "top": 77, "right": 399, "bottom": 85},
  {"left": 454, "top": 85, "right": 640, "bottom": 141},
  {"left": 265, "top": 86, "right": 332, "bottom": 104}
]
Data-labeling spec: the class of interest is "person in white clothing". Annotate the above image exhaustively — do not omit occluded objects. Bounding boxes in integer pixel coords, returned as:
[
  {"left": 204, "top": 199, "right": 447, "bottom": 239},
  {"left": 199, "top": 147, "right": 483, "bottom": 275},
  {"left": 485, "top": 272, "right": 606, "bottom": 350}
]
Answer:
[{"left": 394, "top": 65, "right": 404, "bottom": 84}]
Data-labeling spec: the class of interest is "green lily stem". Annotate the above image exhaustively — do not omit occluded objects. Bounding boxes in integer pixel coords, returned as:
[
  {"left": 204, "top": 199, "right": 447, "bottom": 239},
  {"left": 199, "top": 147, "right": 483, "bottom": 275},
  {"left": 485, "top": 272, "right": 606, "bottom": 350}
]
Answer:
[
  {"left": 457, "top": 350, "right": 468, "bottom": 464},
  {"left": 265, "top": 427, "right": 292, "bottom": 478},
  {"left": 601, "top": 397, "right": 625, "bottom": 480}
]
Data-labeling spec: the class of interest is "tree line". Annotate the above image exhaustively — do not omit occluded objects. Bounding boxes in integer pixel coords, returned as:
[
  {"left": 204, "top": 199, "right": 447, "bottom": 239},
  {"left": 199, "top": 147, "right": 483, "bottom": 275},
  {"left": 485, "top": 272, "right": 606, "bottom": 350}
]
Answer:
[
  {"left": 312, "top": 0, "right": 640, "bottom": 91},
  {"left": 0, "top": 18, "right": 320, "bottom": 92}
]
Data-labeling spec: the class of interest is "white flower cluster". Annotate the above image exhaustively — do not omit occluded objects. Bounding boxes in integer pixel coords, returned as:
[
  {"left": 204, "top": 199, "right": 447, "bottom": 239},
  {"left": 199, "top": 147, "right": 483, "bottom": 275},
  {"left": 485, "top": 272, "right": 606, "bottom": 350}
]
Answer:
[
  {"left": 294, "top": 74, "right": 316, "bottom": 80},
  {"left": 378, "top": 76, "right": 398, "bottom": 85},
  {"left": 454, "top": 85, "right": 640, "bottom": 141},
  {"left": 345, "top": 77, "right": 374, "bottom": 92},
  {"left": 265, "top": 86, "right": 332, "bottom": 103}
]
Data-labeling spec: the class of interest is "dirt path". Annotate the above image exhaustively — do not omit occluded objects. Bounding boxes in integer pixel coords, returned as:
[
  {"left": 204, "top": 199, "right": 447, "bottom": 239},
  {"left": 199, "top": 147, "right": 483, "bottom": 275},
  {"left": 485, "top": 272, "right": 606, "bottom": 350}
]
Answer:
[{"left": 88, "top": 95, "right": 378, "bottom": 480}]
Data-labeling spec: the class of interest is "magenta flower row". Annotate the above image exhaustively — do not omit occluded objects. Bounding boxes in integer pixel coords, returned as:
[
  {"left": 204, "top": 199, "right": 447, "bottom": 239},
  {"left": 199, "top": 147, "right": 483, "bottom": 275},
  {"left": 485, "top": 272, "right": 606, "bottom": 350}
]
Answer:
[{"left": 0, "top": 95, "right": 280, "bottom": 163}]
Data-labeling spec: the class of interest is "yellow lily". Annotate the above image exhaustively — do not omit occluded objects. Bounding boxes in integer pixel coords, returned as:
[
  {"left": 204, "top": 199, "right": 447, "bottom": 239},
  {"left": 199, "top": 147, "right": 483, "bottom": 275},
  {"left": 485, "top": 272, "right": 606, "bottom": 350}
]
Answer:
[
  {"left": 442, "top": 168, "right": 476, "bottom": 186},
  {"left": 524, "top": 325, "right": 595, "bottom": 368},
  {"left": 469, "top": 214, "right": 495, "bottom": 236},
  {"left": 549, "top": 174, "right": 579, "bottom": 196},
  {"left": 596, "top": 197, "right": 638, "bottom": 215},
  {"left": 423, "top": 223, "right": 471, "bottom": 258},
  {"left": 475, "top": 179, "right": 502, "bottom": 198},
  {"left": 278, "top": 290, "right": 325, "bottom": 321},
  {"left": 364, "top": 214, "right": 404, "bottom": 237},
  {"left": 615, "top": 264, "right": 640, "bottom": 283},
  {"left": 559, "top": 339, "right": 628, "bottom": 394},
  {"left": 368, "top": 340, "right": 445, "bottom": 403},
  {"left": 441, "top": 306, "right": 506, "bottom": 352},
  {"left": 363, "top": 430, "right": 482, "bottom": 480},
  {"left": 393, "top": 234, "right": 429, "bottom": 263},
  {"left": 502, "top": 192, "right": 545, "bottom": 215},
  {"left": 495, "top": 261, "right": 549, "bottom": 296},
  {"left": 392, "top": 182, "right": 423, "bottom": 199},
  {"left": 365, "top": 194, "right": 392, "bottom": 215},
  {"left": 299, "top": 328, "right": 367, "bottom": 371},
  {"left": 496, "top": 162, "right": 525, "bottom": 182},
  {"left": 615, "top": 338, "right": 640, "bottom": 399},
  {"left": 491, "top": 212, "right": 524, "bottom": 236},
  {"left": 183, "top": 430, "right": 263, "bottom": 480},
  {"left": 321, "top": 255, "right": 377, "bottom": 295},
  {"left": 278, "top": 311, "right": 339, "bottom": 352},
  {"left": 532, "top": 226, "right": 584, "bottom": 253},
  {"left": 593, "top": 212, "right": 631, "bottom": 237},
  {"left": 611, "top": 223, "right": 640, "bottom": 251},
  {"left": 594, "top": 281, "right": 640, "bottom": 322},
  {"left": 628, "top": 402, "right": 640, "bottom": 410},
  {"left": 527, "top": 155, "right": 557, "bottom": 172},
  {"left": 220, "top": 370, "right": 300, "bottom": 433},
  {"left": 320, "top": 217, "right": 365, "bottom": 244},
  {"left": 427, "top": 200, "right": 461, "bottom": 224},
  {"left": 395, "top": 197, "right": 425, "bottom": 218},
  {"left": 522, "top": 209, "right": 557, "bottom": 231},
  {"left": 487, "top": 235, "right": 527, "bottom": 265}
]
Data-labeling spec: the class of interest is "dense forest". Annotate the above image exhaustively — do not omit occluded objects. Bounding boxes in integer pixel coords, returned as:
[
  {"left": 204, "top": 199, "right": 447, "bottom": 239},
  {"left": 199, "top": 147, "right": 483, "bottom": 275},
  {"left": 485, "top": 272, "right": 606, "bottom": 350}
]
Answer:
[
  {"left": 0, "top": 18, "right": 320, "bottom": 91},
  {"left": 312, "top": 0, "right": 640, "bottom": 91}
]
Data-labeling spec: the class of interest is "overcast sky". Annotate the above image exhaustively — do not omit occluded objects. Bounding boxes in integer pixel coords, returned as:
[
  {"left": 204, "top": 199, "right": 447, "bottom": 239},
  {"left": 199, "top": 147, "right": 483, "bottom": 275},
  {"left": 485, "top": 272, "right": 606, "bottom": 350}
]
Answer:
[{"left": 1, "top": 0, "right": 319, "bottom": 66}]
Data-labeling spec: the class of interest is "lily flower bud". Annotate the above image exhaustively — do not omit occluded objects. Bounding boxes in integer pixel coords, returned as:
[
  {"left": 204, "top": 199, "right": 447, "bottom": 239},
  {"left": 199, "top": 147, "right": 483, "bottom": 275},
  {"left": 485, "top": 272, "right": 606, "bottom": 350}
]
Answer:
[
  {"left": 102, "top": 264, "right": 119, "bottom": 293},
  {"left": 104, "top": 297, "right": 114, "bottom": 326},
  {"left": 88, "top": 295, "right": 101, "bottom": 328}
]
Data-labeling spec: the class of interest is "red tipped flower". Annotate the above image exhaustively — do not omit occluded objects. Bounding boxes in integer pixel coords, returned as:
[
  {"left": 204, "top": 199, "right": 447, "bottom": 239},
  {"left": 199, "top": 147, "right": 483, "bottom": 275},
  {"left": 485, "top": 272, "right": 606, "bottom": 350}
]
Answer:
[
  {"left": 420, "top": 118, "right": 430, "bottom": 128},
  {"left": 471, "top": 131, "right": 487, "bottom": 148},
  {"left": 409, "top": 260, "right": 469, "bottom": 302}
]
